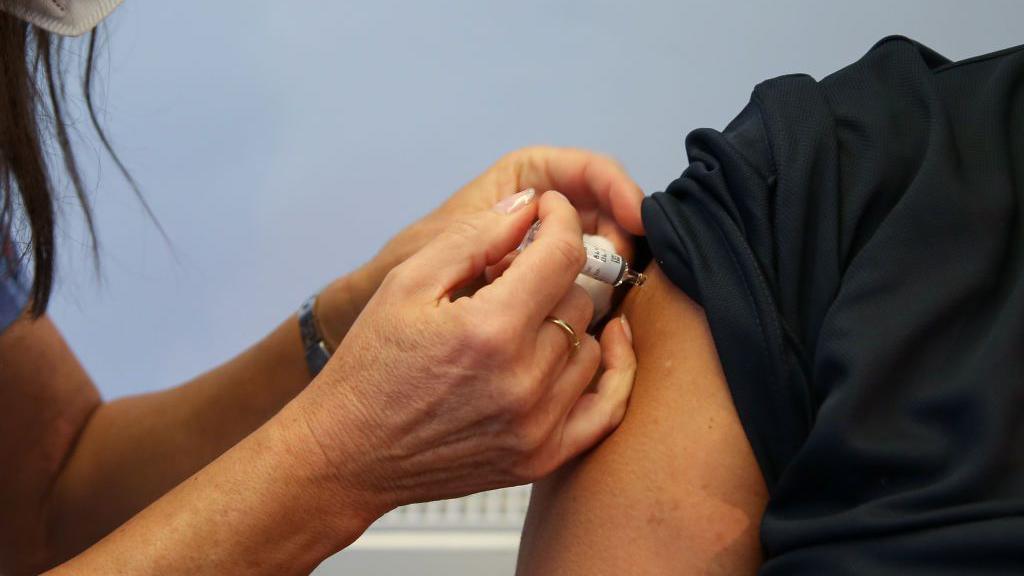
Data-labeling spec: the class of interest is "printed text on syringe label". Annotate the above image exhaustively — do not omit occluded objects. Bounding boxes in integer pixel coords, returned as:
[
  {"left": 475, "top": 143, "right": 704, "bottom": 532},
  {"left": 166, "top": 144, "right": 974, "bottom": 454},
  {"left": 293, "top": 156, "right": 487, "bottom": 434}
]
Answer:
[{"left": 582, "top": 244, "right": 625, "bottom": 285}]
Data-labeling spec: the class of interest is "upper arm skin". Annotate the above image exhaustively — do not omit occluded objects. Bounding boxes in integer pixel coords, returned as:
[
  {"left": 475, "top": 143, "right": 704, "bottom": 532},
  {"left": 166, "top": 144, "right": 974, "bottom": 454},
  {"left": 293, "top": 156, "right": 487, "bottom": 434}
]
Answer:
[
  {"left": 0, "top": 315, "right": 100, "bottom": 573},
  {"left": 517, "top": 263, "right": 768, "bottom": 575}
]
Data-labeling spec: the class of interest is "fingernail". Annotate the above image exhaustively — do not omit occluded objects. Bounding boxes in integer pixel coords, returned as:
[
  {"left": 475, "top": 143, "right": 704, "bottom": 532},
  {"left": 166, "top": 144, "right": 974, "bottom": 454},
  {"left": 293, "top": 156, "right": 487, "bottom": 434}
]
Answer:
[
  {"left": 620, "top": 315, "right": 633, "bottom": 345},
  {"left": 492, "top": 188, "right": 536, "bottom": 214}
]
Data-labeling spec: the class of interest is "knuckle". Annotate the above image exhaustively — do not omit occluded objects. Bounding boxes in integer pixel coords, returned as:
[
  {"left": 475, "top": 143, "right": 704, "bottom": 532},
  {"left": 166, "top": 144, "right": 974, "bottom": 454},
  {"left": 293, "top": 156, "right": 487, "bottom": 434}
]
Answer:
[
  {"left": 498, "top": 147, "right": 536, "bottom": 171},
  {"left": 380, "top": 262, "right": 412, "bottom": 294},
  {"left": 510, "top": 420, "right": 547, "bottom": 454},
  {"left": 550, "top": 236, "right": 586, "bottom": 272},
  {"left": 443, "top": 217, "right": 483, "bottom": 243},
  {"left": 501, "top": 148, "right": 527, "bottom": 164},
  {"left": 473, "top": 323, "right": 507, "bottom": 357},
  {"left": 502, "top": 378, "right": 540, "bottom": 415},
  {"left": 456, "top": 313, "right": 512, "bottom": 361},
  {"left": 580, "top": 306, "right": 595, "bottom": 333},
  {"left": 598, "top": 151, "right": 624, "bottom": 170},
  {"left": 569, "top": 285, "right": 595, "bottom": 328},
  {"left": 512, "top": 145, "right": 548, "bottom": 159}
]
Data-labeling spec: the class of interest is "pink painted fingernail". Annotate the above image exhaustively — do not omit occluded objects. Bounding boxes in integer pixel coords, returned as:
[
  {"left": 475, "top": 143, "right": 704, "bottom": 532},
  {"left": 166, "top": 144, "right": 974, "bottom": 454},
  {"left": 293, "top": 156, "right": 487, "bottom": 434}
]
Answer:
[
  {"left": 492, "top": 188, "right": 536, "bottom": 214},
  {"left": 620, "top": 315, "right": 633, "bottom": 345}
]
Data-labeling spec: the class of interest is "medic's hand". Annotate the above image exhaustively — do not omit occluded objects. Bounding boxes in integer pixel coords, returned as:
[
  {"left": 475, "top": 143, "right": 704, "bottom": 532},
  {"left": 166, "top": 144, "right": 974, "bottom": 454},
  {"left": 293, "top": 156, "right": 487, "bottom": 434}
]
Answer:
[
  {"left": 292, "top": 190, "right": 636, "bottom": 515},
  {"left": 435, "top": 146, "right": 645, "bottom": 254},
  {"left": 391, "top": 146, "right": 643, "bottom": 267},
  {"left": 315, "top": 147, "right": 644, "bottom": 348}
]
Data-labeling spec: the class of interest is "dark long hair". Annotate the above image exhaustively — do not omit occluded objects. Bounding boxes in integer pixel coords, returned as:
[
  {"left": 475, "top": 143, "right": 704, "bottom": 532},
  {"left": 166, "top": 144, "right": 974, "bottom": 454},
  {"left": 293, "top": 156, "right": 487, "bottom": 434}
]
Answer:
[{"left": 0, "top": 13, "right": 152, "bottom": 317}]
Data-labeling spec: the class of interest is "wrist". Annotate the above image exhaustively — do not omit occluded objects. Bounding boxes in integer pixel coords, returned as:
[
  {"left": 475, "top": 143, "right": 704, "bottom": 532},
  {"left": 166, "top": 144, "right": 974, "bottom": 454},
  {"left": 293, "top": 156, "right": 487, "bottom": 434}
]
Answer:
[
  {"left": 263, "top": 402, "right": 387, "bottom": 552},
  {"left": 315, "top": 270, "right": 374, "bottom": 354}
]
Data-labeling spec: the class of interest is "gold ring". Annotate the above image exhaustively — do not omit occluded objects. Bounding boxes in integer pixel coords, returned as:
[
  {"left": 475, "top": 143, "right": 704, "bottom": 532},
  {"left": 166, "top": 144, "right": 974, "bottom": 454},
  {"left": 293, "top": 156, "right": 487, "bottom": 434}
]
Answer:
[{"left": 545, "top": 316, "right": 581, "bottom": 355}]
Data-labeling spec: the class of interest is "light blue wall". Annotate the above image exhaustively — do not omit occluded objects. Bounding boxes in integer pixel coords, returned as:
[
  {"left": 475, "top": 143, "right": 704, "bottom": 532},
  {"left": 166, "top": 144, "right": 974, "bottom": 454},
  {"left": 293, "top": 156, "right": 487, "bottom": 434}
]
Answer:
[
  {"left": 43, "top": 1, "right": 1023, "bottom": 573},
  {"left": 53, "top": 0, "right": 1022, "bottom": 399},
  {"left": 51, "top": 0, "right": 1022, "bottom": 398}
]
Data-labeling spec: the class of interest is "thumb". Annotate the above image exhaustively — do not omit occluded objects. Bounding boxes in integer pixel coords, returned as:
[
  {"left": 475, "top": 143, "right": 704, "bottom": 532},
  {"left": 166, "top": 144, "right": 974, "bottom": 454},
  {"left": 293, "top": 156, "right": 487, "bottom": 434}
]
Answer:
[
  {"left": 398, "top": 188, "right": 538, "bottom": 302},
  {"left": 557, "top": 315, "right": 636, "bottom": 461}
]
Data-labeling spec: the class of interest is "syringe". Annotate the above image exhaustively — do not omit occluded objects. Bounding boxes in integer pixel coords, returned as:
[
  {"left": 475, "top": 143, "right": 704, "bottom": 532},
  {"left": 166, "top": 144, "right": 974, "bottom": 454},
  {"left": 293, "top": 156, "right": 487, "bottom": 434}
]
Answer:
[{"left": 519, "top": 221, "right": 646, "bottom": 287}]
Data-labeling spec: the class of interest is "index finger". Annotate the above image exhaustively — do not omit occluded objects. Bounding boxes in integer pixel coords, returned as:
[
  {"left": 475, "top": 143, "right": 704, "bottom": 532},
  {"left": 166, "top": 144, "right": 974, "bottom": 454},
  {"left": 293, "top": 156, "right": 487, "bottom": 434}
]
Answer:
[
  {"left": 513, "top": 147, "right": 645, "bottom": 236},
  {"left": 475, "top": 190, "right": 585, "bottom": 325}
]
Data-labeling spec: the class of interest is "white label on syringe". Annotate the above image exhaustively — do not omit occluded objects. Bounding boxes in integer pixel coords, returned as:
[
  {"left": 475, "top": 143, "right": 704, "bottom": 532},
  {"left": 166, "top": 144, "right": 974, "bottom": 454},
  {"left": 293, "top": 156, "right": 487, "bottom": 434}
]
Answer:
[
  {"left": 520, "top": 221, "right": 627, "bottom": 285},
  {"left": 582, "top": 241, "right": 625, "bottom": 285}
]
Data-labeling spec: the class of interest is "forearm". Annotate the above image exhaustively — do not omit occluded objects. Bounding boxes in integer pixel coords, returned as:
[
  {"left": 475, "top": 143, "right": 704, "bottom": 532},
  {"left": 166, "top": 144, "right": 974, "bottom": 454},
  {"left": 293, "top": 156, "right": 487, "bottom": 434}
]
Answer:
[
  {"left": 45, "top": 269, "right": 376, "bottom": 562},
  {"left": 46, "top": 405, "right": 380, "bottom": 576}
]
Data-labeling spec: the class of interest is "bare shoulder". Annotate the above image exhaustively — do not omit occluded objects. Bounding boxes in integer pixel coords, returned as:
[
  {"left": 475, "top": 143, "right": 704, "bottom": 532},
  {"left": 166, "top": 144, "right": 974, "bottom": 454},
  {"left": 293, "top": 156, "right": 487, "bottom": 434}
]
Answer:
[{"left": 517, "top": 263, "right": 767, "bottom": 575}]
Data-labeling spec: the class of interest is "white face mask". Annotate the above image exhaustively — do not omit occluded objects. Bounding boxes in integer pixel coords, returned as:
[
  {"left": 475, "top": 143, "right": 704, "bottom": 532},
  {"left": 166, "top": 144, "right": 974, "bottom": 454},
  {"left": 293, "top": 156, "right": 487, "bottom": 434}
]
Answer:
[{"left": 0, "top": 0, "right": 123, "bottom": 37}]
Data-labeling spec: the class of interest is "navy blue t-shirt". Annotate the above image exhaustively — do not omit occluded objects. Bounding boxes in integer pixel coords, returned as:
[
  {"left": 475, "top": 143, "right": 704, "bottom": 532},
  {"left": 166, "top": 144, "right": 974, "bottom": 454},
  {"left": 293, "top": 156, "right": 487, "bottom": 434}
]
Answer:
[{"left": 644, "top": 37, "right": 1024, "bottom": 574}]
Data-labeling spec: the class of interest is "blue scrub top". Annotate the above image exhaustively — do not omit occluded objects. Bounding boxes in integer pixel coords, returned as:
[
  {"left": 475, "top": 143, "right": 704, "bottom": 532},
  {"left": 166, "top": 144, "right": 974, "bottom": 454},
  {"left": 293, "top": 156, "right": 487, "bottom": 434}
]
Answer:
[{"left": 0, "top": 237, "right": 30, "bottom": 333}]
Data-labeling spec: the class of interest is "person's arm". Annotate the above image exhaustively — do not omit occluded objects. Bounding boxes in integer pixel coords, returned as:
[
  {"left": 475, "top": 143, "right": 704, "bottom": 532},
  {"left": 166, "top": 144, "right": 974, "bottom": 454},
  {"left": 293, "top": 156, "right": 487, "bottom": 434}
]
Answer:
[
  {"left": 39, "top": 311, "right": 315, "bottom": 557},
  {"left": 37, "top": 189, "right": 634, "bottom": 576},
  {"left": 36, "top": 145, "right": 644, "bottom": 566},
  {"left": 516, "top": 263, "right": 769, "bottom": 575},
  {"left": 43, "top": 401, "right": 381, "bottom": 576},
  {"left": 0, "top": 280, "right": 361, "bottom": 572},
  {"left": 0, "top": 146, "right": 643, "bottom": 573}
]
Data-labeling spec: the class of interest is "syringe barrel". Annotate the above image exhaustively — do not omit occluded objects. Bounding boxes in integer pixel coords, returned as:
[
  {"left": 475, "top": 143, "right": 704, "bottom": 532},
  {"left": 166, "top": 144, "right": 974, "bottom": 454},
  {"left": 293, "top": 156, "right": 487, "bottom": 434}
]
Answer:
[{"left": 520, "top": 221, "right": 641, "bottom": 287}]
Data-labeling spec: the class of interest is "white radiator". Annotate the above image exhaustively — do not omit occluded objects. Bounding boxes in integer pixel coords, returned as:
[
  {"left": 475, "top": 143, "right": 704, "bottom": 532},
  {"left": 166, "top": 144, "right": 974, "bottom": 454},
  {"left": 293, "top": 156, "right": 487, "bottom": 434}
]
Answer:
[{"left": 315, "top": 487, "right": 531, "bottom": 575}]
